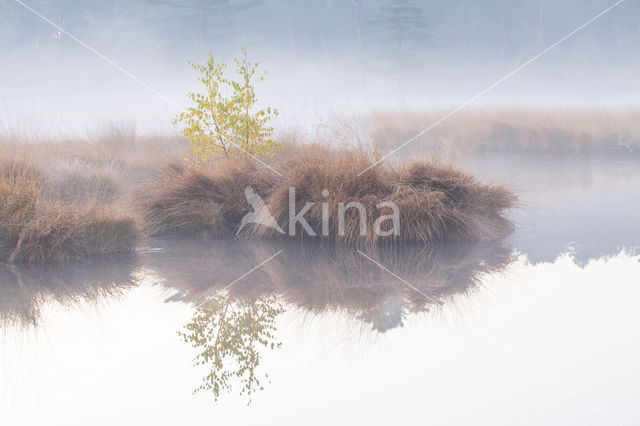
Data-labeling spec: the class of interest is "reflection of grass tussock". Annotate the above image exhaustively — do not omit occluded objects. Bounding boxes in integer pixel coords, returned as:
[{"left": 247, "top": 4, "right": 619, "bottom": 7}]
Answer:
[
  {"left": 140, "top": 144, "right": 516, "bottom": 244},
  {"left": 0, "top": 258, "right": 137, "bottom": 327},
  {"left": 371, "top": 108, "right": 640, "bottom": 159},
  {"left": 149, "top": 237, "right": 514, "bottom": 322}
]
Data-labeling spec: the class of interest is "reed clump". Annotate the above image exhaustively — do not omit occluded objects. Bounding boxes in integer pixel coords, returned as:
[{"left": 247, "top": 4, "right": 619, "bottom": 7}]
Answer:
[
  {"left": 0, "top": 161, "right": 139, "bottom": 265},
  {"left": 140, "top": 144, "right": 516, "bottom": 244},
  {"left": 1, "top": 129, "right": 516, "bottom": 257},
  {"left": 0, "top": 165, "right": 40, "bottom": 259},
  {"left": 8, "top": 205, "right": 139, "bottom": 264},
  {"left": 139, "top": 160, "right": 280, "bottom": 236}
]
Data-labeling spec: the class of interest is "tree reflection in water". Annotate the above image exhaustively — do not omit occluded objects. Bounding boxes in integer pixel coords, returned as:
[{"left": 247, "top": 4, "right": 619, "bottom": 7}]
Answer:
[
  {"left": 179, "top": 294, "right": 284, "bottom": 404},
  {"left": 0, "top": 238, "right": 515, "bottom": 404},
  {"left": 160, "top": 239, "right": 515, "bottom": 403}
]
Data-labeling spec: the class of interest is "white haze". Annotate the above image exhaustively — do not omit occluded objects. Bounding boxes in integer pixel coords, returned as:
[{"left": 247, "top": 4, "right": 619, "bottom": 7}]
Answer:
[{"left": 1, "top": 0, "right": 638, "bottom": 139}]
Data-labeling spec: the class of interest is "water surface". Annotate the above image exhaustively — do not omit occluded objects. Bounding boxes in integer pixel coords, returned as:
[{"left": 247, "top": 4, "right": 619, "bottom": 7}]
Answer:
[{"left": 1, "top": 160, "right": 639, "bottom": 425}]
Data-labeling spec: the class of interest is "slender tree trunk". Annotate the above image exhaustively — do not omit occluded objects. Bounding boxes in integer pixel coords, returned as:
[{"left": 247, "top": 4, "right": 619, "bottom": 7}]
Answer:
[
  {"left": 194, "top": 0, "right": 206, "bottom": 57},
  {"left": 444, "top": 0, "right": 450, "bottom": 65},
  {"left": 468, "top": 2, "right": 474, "bottom": 65},
  {"left": 608, "top": 12, "right": 623, "bottom": 65},
  {"left": 353, "top": 0, "right": 363, "bottom": 54},
  {"left": 501, "top": 0, "right": 506, "bottom": 64},
  {"left": 320, "top": 31, "right": 329, "bottom": 58},
  {"left": 287, "top": 15, "right": 297, "bottom": 55},
  {"left": 538, "top": 1, "right": 544, "bottom": 41}
]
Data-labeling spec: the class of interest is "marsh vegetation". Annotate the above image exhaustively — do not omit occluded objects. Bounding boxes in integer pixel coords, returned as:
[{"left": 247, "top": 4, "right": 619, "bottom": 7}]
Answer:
[{"left": 6, "top": 105, "right": 640, "bottom": 264}]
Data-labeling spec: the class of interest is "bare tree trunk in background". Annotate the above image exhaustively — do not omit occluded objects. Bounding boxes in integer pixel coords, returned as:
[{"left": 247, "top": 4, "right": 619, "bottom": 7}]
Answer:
[
  {"left": 392, "top": 0, "right": 402, "bottom": 52},
  {"left": 468, "top": 2, "right": 474, "bottom": 65},
  {"left": 608, "top": 12, "right": 623, "bottom": 66},
  {"left": 320, "top": 31, "right": 329, "bottom": 58},
  {"left": 445, "top": 0, "right": 450, "bottom": 65},
  {"left": 538, "top": 1, "right": 544, "bottom": 41},
  {"left": 234, "top": 12, "right": 240, "bottom": 42},
  {"left": 192, "top": 0, "right": 206, "bottom": 57},
  {"left": 353, "top": 0, "right": 363, "bottom": 54},
  {"left": 259, "top": 23, "right": 267, "bottom": 47},
  {"left": 287, "top": 15, "right": 297, "bottom": 55},
  {"left": 501, "top": 0, "right": 506, "bottom": 64}
]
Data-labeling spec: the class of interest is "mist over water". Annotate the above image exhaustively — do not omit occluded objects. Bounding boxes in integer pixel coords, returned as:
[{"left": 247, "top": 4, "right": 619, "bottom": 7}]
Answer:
[{"left": 2, "top": 0, "right": 639, "bottom": 137}]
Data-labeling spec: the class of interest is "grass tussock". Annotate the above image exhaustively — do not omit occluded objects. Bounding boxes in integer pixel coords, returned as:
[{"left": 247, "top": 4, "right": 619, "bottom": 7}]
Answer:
[
  {"left": 9, "top": 206, "right": 139, "bottom": 264},
  {"left": 1, "top": 125, "right": 516, "bottom": 259},
  {"left": 0, "top": 127, "right": 180, "bottom": 265},
  {"left": 140, "top": 144, "right": 516, "bottom": 244},
  {"left": 0, "top": 161, "right": 139, "bottom": 265},
  {"left": 45, "top": 170, "right": 121, "bottom": 205},
  {"left": 0, "top": 165, "right": 40, "bottom": 259},
  {"left": 0, "top": 126, "right": 189, "bottom": 210},
  {"left": 140, "top": 160, "right": 280, "bottom": 236}
]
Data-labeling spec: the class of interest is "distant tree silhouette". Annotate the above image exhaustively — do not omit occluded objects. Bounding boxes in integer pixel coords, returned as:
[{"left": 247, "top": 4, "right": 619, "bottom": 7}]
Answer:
[
  {"left": 369, "top": 0, "right": 430, "bottom": 53},
  {"left": 145, "top": 0, "right": 261, "bottom": 53}
]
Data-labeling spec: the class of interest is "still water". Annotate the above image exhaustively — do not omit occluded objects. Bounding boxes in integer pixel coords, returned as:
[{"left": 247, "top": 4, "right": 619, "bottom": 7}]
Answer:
[{"left": 1, "top": 160, "right": 639, "bottom": 425}]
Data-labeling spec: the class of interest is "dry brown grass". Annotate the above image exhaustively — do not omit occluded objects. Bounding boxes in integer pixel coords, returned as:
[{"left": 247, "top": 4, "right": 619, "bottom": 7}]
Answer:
[
  {"left": 0, "top": 127, "right": 186, "bottom": 264},
  {"left": 45, "top": 170, "right": 121, "bottom": 205},
  {"left": 139, "top": 160, "right": 281, "bottom": 236},
  {"left": 1, "top": 123, "right": 516, "bottom": 259},
  {"left": 8, "top": 205, "right": 139, "bottom": 264},
  {"left": 140, "top": 143, "right": 516, "bottom": 244},
  {"left": 370, "top": 108, "right": 640, "bottom": 159},
  {"left": 0, "top": 159, "right": 140, "bottom": 265},
  {"left": 253, "top": 144, "right": 515, "bottom": 243},
  {"left": 0, "top": 127, "right": 188, "bottom": 211}
]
